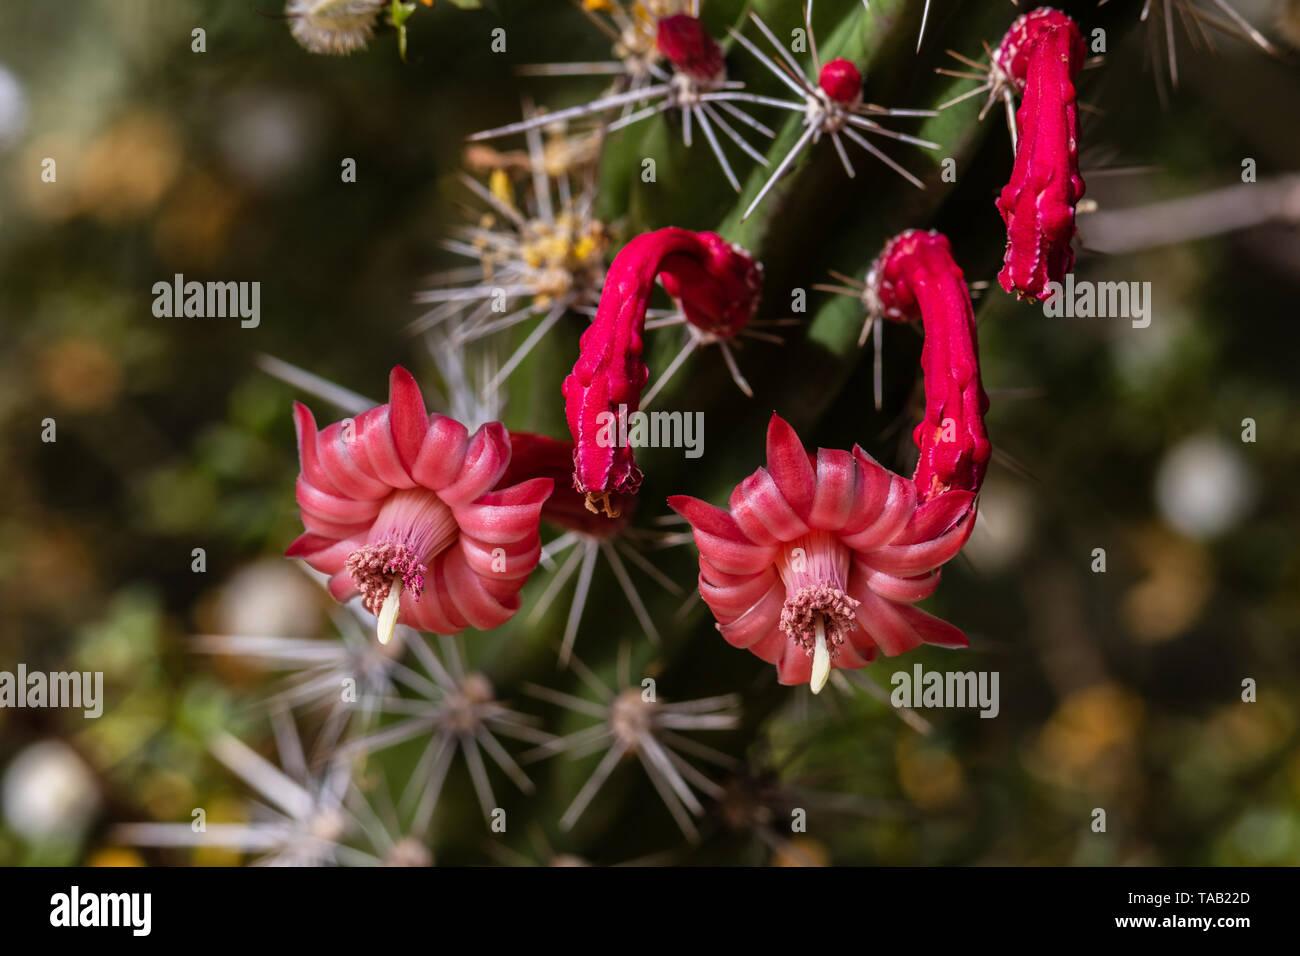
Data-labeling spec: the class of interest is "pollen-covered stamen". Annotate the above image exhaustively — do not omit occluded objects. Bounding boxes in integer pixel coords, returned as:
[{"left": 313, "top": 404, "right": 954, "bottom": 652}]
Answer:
[
  {"left": 345, "top": 488, "right": 460, "bottom": 643},
  {"left": 775, "top": 531, "right": 860, "bottom": 693}
]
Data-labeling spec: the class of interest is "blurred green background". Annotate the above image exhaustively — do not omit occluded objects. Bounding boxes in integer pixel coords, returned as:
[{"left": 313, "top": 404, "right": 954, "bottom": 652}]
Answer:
[{"left": 0, "top": 0, "right": 1298, "bottom": 866}]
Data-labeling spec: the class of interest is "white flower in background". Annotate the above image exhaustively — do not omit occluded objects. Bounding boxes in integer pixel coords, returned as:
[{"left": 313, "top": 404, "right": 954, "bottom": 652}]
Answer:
[
  {"left": 2, "top": 740, "right": 101, "bottom": 842},
  {"left": 1155, "top": 433, "right": 1257, "bottom": 539}
]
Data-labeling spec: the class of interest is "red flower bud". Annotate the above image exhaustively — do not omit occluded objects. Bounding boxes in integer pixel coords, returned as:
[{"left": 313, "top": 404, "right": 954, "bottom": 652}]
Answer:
[
  {"left": 818, "top": 58, "right": 863, "bottom": 106},
  {"left": 656, "top": 14, "right": 725, "bottom": 83},
  {"left": 993, "top": 8, "right": 1087, "bottom": 301},
  {"left": 868, "top": 230, "right": 991, "bottom": 500},
  {"left": 563, "top": 228, "right": 762, "bottom": 518}
]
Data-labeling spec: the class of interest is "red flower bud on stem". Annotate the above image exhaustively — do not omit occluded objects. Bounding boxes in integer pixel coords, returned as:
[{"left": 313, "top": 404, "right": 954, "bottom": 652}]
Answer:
[
  {"left": 563, "top": 228, "right": 762, "bottom": 520},
  {"left": 867, "top": 230, "right": 991, "bottom": 500},
  {"left": 656, "top": 13, "right": 725, "bottom": 84},
  {"left": 993, "top": 8, "right": 1087, "bottom": 301}
]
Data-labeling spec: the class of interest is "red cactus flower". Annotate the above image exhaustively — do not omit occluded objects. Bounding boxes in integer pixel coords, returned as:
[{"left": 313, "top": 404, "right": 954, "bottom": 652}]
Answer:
[
  {"left": 563, "top": 227, "right": 762, "bottom": 519},
  {"left": 670, "top": 231, "right": 990, "bottom": 692},
  {"left": 285, "top": 366, "right": 553, "bottom": 644},
  {"left": 993, "top": 8, "right": 1087, "bottom": 300}
]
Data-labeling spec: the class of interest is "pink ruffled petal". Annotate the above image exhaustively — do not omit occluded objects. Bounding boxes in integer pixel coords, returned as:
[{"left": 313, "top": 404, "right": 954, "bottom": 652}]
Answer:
[
  {"left": 895, "top": 604, "right": 970, "bottom": 649},
  {"left": 853, "top": 587, "right": 968, "bottom": 657},
  {"left": 316, "top": 419, "right": 392, "bottom": 500},
  {"left": 858, "top": 513, "right": 974, "bottom": 577},
  {"left": 714, "top": 577, "right": 785, "bottom": 650},
  {"left": 285, "top": 531, "right": 339, "bottom": 559},
  {"left": 844, "top": 621, "right": 882, "bottom": 663},
  {"left": 328, "top": 570, "right": 359, "bottom": 603},
  {"left": 401, "top": 585, "right": 459, "bottom": 636},
  {"left": 388, "top": 366, "right": 429, "bottom": 474},
  {"left": 355, "top": 405, "right": 415, "bottom": 490},
  {"left": 285, "top": 533, "right": 360, "bottom": 576},
  {"left": 438, "top": 422, "right": 511, "bottom": 507},
  {"left": 668, "top": 495, "right": 778, "bottom": 575},
  {"left": 777, "top": 642, "right": 813, "bottom": 686},
  {"left": 293, "top": 402, "right": 343, "bottom": 497},
  {"left": 855, "top": 562, "right": 942, "bottom": 604},
  {"left": 415, "top": 553, "right": 470, "bottom": 633},
  {"left": 295, "top": 476, "right": 384, "bottom": 526},
  {"left": 842, "top": 446, "right": 894, "bottom": 534},
  {"left": 764, "top": 414, "right": 816, "bottom": 520},
  {"left": 411, "top": 414, "right": 470, "bottom": 490},
  {"left": 743, "top": 622, "right": 789, "bottom": 666},
  {"left": 452, "top": 477, "right": 553, "bottom": 544},
  {"left": 895, "top": 490, "right": 976, "bottom": 545},
  {"left": 458, "top": 532, "right": 542, "bottom": 582},
  {"left": 836, "top": 635, "right": 875, "bottom": 669},
  {"left": 852, "top": 587, "right": 925, "bottom": 656},
  {"left": 298, "top": 511, "right": 373, "bottom": 540},
  {"left": 807, "top": 447, "right": 858, "bottom": 531},
  {"left": 440, "top": 545, "right": 520, "bottom": 631},
  {"left": 731, "top": 467, "right": 810, "bottom": 543},
  {"left": 840, "top": 474, "right": 917, "bottom": 551},
  {"left": 698, "top": 564, "right": 778, "bottom": 621}
]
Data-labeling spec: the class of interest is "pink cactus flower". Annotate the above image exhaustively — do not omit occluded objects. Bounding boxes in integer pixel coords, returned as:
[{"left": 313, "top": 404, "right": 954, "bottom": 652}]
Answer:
[
  {"left": 285, "top": 366, "right": 553, "bottom": 644},
  {"left": 670, "top": 231, "right": 990, "bottom": 693}
]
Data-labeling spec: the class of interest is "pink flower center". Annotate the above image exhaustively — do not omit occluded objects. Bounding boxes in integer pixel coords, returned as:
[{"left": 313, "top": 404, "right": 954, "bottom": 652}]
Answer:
[
  {"left": 775, "top": 530, "right": 860, "bottom": 662},
  {"left": 345, "top": 488, "right": 459, "bottom": 615}
]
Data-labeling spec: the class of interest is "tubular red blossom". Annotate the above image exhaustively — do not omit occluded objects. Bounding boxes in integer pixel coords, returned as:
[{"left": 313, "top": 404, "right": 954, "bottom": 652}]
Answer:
[
  {"left": 818, "top": 58, "right": 863, "bottom": 107},
  {"left": 286, "top": 366, "right": 553, "bottom": 643},
  {"left": 671, "top": 234, "right": 989, "bottom": 691},
  {"left": 867, "top": 230, "right": 991, "bottom": 500},
  {"left": 563, "top": 227, "right": 762, "bottom": 519},
  {"left": 656, "top": 14, "right": 725, "bottom": 83},
  {"left": 993, "top": 7, "right": 1087, "bottom": 301}
]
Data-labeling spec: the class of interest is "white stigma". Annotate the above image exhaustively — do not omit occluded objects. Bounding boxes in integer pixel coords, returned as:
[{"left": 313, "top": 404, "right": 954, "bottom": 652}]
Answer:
[
  {"left": 810, "top": 616, "right": 831, "bottom": 695},
  {"left": 376, "top": 577, "right": 403, "bottom": 645}
]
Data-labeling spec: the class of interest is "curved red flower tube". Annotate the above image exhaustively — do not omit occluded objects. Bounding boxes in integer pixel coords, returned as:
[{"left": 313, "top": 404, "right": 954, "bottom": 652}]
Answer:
[
  {"left": 993, "top": 7, "right": 1087, "bottom": 301},
  {"left": 563, "top": 227, "right": 763, "bottom": 520},
  {"left": 286, "top": 366, "right": 553, "bottom": 644},
  {"left": 670, "top": 230, "right": 990, "bottom": 692}
]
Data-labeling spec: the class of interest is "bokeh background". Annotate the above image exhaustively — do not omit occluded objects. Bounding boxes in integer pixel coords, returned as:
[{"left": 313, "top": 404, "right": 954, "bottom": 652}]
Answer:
[{"left": 1, "top": 0, "right": 1298, "bottom": 866}]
